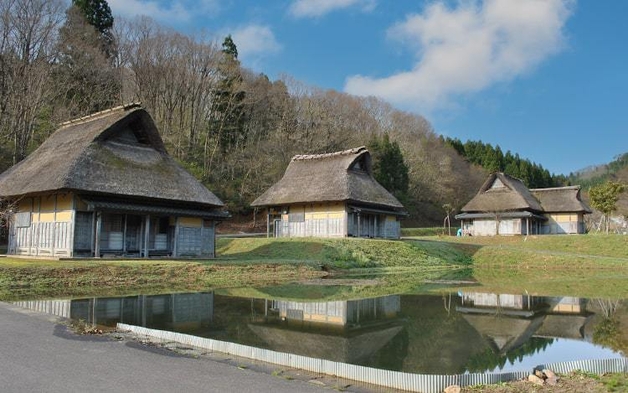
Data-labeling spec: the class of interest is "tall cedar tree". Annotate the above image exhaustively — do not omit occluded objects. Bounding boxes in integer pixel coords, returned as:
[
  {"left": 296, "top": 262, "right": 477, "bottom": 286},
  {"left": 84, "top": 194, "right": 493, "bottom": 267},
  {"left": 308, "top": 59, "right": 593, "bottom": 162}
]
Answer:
[
  {"left": 368, "top": 134, "right": 409, "bottom": 199},
  {"left": 72, "top": 0, "right": 115, "bottom": 57},
  {"left": 54, "top": 5, "right": 119, "bottom": 117},
  {"left": 208, "top": 35, "right": 247, "bottom": 155}
]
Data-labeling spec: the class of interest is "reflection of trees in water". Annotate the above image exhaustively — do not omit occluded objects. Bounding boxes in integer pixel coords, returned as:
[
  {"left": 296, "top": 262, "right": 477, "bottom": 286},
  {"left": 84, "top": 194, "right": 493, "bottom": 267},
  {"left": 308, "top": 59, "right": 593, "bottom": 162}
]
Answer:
[
  {"left": 443, "top": 292, "right": 452, "bottom": 315},
  {"left": 592, "top": 298, "right": 627, "bottom": 354},
  {"left": 465, "top": 337, "right": 554, "bottom": 373},
  {"left": 596, "top": 298, "right": 621, "bottom": 319}
]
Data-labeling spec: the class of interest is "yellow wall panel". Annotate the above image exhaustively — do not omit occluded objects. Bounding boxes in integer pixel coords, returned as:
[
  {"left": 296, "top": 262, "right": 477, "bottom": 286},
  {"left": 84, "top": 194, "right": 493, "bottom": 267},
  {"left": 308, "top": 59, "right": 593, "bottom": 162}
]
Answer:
[
  {"left": 39, "top": 212, "right": 55, "bottom": 222},
  {"left": 292, "top": 203, "right": 346, "bottom": 214},
  {"left": 386, "top": 215, "right": 397, "bottom": 222},
  {"left": 56, "top": 194, "right": 73, "bottom": 210},
  {"left": 31, "top": 212, "right": 39, "bottom": 222},
  {"left": 550, "top": 213, "right": 574, "bottom": 222},
  {"left": 55, "top": 211, "right": 73, "bottom": 222},
  {"left": 179, "top": 217, "right": 202, "bottom": 228}
]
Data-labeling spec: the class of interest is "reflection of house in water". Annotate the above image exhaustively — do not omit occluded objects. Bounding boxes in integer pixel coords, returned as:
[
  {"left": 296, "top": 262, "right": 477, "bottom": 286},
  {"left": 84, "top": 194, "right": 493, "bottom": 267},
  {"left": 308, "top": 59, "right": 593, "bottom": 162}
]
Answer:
[
  {"left": 457, "top": 292, "right": 591, "bottom": 355},
  {"left": 249, "top": 296, "right": 404, "bottom": 365},
  {"left": 274, "top": 296, "right": 400, "bottom": 327},
  {"left": 14, "top": 292, "right": 213, "bottom": 332}
]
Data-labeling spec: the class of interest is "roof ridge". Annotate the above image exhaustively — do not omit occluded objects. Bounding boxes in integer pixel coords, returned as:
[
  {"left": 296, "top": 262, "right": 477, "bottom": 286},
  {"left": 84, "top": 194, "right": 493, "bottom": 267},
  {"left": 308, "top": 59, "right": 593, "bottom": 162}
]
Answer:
[
  {"left": 530, "top": 186, "right": 581, "bottom": 192},
  {"left": 59, "top": 103, "right": 142, "bottom": 128},
  {"left": 291, "top": 146, "right": 366, "bottom": 162}
]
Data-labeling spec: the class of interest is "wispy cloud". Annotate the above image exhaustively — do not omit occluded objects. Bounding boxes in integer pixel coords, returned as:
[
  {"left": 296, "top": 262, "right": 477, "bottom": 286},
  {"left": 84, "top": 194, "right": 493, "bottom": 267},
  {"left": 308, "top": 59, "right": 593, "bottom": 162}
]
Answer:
[
  {"left": 108, "top": 0, "right": 220, "bottom": 24},
  {"left": 288, "top": 0, "right": 376, "bottom": 18},
  {"left": 344, "top": 0, "right": 575, "bottom": 112},
  {"left": 230, "top": 24, "right": 282, "bottom": 68}
]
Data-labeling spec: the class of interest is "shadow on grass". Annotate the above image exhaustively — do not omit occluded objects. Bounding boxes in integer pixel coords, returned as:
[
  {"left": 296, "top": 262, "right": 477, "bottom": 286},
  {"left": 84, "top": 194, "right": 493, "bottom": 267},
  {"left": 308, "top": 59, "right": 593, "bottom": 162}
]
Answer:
[
  {"left": 408, "top": 237, "right": 484, "bottom": 258},
  {"left": 217, "top": 238, "right": 326, "bottom": 263}
]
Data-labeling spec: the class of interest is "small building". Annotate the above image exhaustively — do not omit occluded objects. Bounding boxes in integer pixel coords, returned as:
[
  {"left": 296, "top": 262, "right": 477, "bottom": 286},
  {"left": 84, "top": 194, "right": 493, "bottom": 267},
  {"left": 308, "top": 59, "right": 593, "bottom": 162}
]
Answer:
[
  {"left": 251, "top": 147, "right": 406, "bottom": 239},
  {"left": 0, "top": 104, "right": 228, "bottom": 258},
  {"left": 455, "top": 173, "right": 590, "bottom": 236}
]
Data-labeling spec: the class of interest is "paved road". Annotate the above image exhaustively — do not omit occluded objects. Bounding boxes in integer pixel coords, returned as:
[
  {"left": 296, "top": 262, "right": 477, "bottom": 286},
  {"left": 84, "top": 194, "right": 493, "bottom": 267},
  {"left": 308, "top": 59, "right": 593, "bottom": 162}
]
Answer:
[{"left": 0, "top": 302, "right": 329, "bottom": 393}]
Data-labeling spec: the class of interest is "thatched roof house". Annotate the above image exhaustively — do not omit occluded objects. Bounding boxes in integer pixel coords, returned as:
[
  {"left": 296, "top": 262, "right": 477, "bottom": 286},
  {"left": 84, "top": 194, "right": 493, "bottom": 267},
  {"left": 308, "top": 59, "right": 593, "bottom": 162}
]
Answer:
[
  {"left": 0, "top": 104, "right": 228, "bottom": 258},
  {"left": 252, "top": 147, "right": 405, "bottom": 238},
  {"left": 455, "top": 173, "right": 590, "bottom": 236},
  {"left": 531, "top": 186, "right": 591, "bottom": 214},
  {"left": 458, "top": 173, "right": 544, "bottom": 214}
]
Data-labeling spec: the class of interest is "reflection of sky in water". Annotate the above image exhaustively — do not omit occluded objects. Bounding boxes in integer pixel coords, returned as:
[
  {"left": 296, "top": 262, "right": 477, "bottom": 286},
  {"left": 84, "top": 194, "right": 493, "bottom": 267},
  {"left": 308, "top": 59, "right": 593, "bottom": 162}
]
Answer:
[{"left": 490, "top": 339, "right": 625, "bottom": 373}]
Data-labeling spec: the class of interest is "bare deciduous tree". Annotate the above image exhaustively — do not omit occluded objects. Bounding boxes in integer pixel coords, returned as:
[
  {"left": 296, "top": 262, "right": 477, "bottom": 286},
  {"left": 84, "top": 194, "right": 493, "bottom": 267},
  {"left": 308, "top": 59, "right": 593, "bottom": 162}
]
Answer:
[{"left": 0, "top": 0, "right": 64, "bottom": 165}]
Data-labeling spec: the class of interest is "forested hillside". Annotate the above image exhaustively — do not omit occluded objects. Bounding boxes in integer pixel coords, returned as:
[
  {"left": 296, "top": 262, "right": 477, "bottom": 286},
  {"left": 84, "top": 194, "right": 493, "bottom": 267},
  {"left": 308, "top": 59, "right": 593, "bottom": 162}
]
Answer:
[
  {"left": 0, "top": 0, "right": 490, "bottom": 226},
  {"left": 443, "top": 138, "right": 558, "bottom": 189}
]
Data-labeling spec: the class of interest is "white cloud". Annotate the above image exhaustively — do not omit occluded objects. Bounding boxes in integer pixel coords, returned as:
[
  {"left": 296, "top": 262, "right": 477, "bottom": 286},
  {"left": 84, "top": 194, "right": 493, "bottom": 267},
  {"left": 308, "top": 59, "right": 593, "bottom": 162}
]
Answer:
[
  {"left": 220, "top": 24, "right": 282, "bottom": 71},
  {"left": 231, "top": 24, "right": 282, "bottom": 64},
  {"left": 288, "top": 0, "right": 376, "bottom": 18},
  {"left": 344, "top": 0, "right": 574, "bottom": 112},
  {"left": 108, "top": 0, "right": 220, "bottom": 24}
]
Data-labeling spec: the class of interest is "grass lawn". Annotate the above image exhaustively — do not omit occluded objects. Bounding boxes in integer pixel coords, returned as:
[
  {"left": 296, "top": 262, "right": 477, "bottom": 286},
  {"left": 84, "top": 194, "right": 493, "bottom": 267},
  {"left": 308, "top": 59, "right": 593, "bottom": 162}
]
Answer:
[
  {"left": 1, "top": 234, "right": 626, "bottom": 301},
  {"left": 407, "top": 233, "right": 628, "bottom": 298},
  {"left": 0, "top": 257, "right": 324, "bottom": 301}
]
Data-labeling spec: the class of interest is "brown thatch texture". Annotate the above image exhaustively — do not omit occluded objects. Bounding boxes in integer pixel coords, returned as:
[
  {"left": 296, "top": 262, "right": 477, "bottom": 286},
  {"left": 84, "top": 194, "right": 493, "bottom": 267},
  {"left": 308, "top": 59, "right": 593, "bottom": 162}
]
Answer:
[
  {"left": 460, "top": 173, "right": 543, "bottom": 213},
  {"left": 0, "top": 105, "right": 224, "bottom": 208},
  {"left": 251, "top": 147, "right": 404, "bottom": 210},
  {"left": 531, "top": 186, "right": 591, "bottom": 213}
]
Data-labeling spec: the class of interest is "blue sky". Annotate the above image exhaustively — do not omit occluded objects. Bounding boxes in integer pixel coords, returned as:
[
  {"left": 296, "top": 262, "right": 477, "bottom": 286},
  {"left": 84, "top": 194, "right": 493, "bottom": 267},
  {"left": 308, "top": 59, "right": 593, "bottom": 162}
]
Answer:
[{"left": 107, "top": 0, "right": 627, "bottom": 176}]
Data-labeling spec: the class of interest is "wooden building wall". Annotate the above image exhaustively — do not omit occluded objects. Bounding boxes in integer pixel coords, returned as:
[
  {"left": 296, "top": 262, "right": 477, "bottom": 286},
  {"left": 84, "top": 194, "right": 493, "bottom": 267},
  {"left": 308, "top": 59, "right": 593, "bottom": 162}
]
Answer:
[
  {"left": 275, "top": 203, "right": 401, "bottom": 239},
  {"left": 8, "top": 192, "right": 217, "bottom": 258},
  {"left": 278, "top": 203, "right": 346, "bottom": 238},
  {"left": 10, "top": 193, "right": 75, "bottom": 257},
  {"left": 541, "top": 213, "right": 586, "bottom": 234}
]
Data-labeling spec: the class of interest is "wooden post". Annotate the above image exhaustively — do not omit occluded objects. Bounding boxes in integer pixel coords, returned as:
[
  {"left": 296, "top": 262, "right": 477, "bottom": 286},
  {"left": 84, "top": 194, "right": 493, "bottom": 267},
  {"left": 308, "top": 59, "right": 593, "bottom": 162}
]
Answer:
[
  {"left": 144, "top": 215, "right": 150, "bottom": 258},
  {"left": 357, "top": 213, "right": 361, "bottom": 237},
  {"left": 172, "top": 217, "right": 179, "bottom": 258},
  {"left": 374, "top": 215, "right": 378, "bottom": 238},
  {"left": 94, "top": 212, "right": 102, "bottom": 258},
  {"left": 122, "top": 214, "right": 128, "bottom": 254},
  {"left": 266, "top": 210, "right": 270, "bottom": 238}
]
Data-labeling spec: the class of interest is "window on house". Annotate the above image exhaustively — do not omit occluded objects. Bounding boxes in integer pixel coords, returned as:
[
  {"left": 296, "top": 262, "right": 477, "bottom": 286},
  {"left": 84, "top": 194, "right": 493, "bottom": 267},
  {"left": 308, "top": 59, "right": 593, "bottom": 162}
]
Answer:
[{"left": 15, "top": 212, "right": 31, "bottom": 228}]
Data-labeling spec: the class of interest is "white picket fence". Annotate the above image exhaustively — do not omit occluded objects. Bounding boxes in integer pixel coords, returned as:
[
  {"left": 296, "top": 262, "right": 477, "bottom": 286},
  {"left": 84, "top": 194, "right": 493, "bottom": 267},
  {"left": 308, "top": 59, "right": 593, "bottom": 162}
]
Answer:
[{"left": 117, "top": 323, "right": 628, "bottom": 393}]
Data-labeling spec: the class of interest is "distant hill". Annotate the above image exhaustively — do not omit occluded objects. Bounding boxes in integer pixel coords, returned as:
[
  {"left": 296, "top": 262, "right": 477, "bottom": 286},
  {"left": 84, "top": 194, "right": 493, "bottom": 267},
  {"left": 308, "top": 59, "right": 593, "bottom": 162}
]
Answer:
[{"left": 567, "top": 152, "right": 628, "bottom": 188}]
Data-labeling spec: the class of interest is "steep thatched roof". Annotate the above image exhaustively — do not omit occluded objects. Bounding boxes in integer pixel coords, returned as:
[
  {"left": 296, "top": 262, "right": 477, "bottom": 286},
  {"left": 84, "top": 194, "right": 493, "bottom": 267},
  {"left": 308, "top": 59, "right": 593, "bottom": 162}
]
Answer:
[
  {"left": 251, "top": 147, "right": 404, "bottom": 210},
  {"left": 459, "top": 173, "right": 591, "bottom": 215},
  {"left": 460, "top": 173, "right": 543, "bottom": 213},
  {"left": 0, "top": 105, "right": 225, "bottom": 209},
  {"left": 531, "top": 186, "right": 591, "bottom": 213}
]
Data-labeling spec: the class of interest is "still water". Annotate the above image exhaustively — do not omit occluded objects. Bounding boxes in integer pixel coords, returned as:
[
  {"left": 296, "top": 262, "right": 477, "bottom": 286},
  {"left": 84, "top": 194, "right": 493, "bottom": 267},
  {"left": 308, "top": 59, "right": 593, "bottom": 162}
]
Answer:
[{"left": 15, "top": 291, "right": 626, "bottom": 375}]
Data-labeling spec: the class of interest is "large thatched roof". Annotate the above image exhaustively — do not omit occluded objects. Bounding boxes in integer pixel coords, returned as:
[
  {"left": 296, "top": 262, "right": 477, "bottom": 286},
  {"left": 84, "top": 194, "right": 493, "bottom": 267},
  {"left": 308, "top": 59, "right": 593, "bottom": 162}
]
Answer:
[
  {"left": 251, "top": 147, "right": 404, "bottom": 210},
  {"left": 459, "top": 173, "right": 590, "bottom": 215},
  {"left": 0, "top": 105, "right": 225, "bottom": 209},
  {"left": 531, "top": 186, "right": 591, "bottom": 213},
  {"left": 460, "top": 173, "right": 543, "bottom": 213}
]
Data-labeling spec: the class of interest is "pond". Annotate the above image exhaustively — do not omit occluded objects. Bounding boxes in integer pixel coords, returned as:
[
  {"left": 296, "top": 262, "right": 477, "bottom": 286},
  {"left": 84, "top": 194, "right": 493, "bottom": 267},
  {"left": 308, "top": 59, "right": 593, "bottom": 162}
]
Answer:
[{"left": 14, "top": 289, "right": 627, "bottom": 375}]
